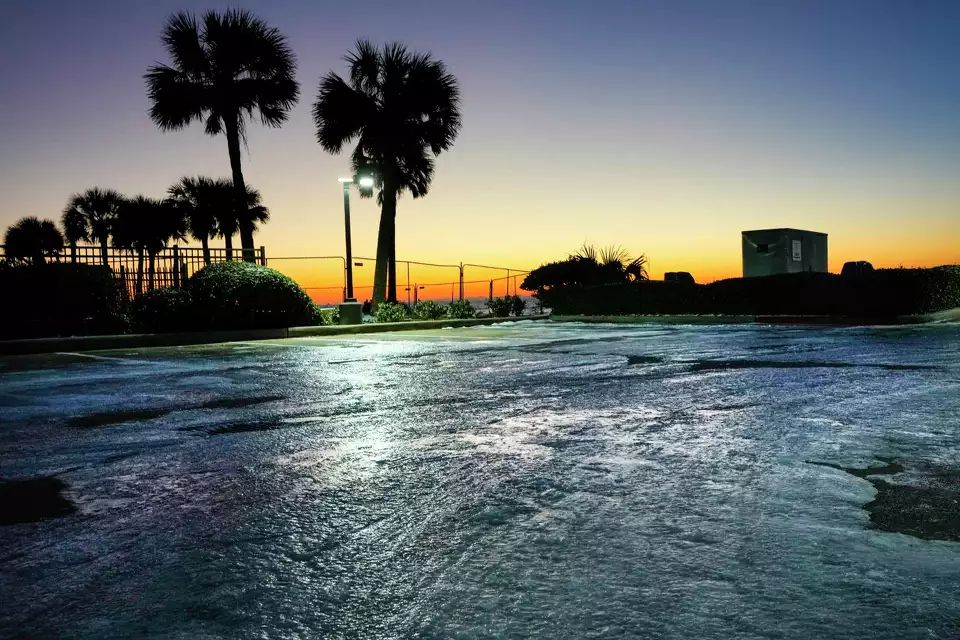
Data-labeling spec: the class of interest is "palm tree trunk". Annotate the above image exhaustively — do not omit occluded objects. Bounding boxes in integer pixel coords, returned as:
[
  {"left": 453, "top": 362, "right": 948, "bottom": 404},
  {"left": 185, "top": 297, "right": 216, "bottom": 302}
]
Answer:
[
  {"left": 136, "top": 249, "right": 144, "bottom": 296},
  {"left": 100, "top": 236, "right": 109, "bottom": 268},
  {"left": 372, "top": 188, "right": 396, "bottom": 309},
  {"left": 202, "top": 237, "right": 211, "bottom": 265},
  {"left": 387, "top": 214, "right": 397, "bottom": 303},
  {"left": 224, "top": 235, "right": 234, "bottom": 262},
  {"left": 70, "top": 243, "right": 77, "bottom": 263},
  {"left": 224, "top": 115, "right": 256, "bottom": 263},
  {"left": 148, "top": 252, "right": 156, "bottom": 291}
]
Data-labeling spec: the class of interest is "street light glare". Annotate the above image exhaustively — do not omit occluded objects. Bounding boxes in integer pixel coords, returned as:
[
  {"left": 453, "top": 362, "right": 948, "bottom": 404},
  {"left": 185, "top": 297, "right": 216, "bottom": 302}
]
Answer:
[
  {"left": 337, "top": 177, "right": 353, "bottom": 183},
  {"left": 358, "top": 176, "right": 375, "bottom": 188}
]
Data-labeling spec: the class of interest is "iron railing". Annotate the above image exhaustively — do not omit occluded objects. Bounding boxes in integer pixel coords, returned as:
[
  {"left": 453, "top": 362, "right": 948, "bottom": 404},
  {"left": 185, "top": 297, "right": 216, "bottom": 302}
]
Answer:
[{"left": 0, "top": 244, "right": 266, "bottom": 297}]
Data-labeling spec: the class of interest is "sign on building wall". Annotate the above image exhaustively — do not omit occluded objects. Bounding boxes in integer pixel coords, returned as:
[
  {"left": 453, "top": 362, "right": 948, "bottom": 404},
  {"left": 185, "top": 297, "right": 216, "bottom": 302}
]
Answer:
[{"left": 792, "top": 240, "right": 802, "bottom": 262}]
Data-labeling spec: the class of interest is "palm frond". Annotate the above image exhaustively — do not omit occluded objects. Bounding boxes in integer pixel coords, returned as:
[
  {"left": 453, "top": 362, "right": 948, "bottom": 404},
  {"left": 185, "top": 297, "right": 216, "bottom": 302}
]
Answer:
[
  {"left": 313, "top": 73, "right": 371, "bottom": 153},
  {"left": 145, "top": 64, "right": 207, "bottom": 131}
]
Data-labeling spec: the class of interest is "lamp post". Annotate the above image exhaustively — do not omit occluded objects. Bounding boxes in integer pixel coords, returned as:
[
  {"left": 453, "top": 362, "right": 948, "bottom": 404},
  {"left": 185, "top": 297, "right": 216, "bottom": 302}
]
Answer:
[{"left": 337, "top": 175, "right": 374, "bottom": 324}]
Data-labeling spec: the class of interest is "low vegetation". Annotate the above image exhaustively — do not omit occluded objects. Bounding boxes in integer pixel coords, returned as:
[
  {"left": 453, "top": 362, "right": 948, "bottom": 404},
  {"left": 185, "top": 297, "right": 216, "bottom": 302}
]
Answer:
[
  {"left": 0, "top": 262, "right": 129, "bottom": 339},
  {"left": 447, "top": 299, "right": 475, "bottom": 319},
  {"left": 374, "top": 302, "right": 409, "bottom": 323},
  {"left": 412, "top": 300, "right": 447, "bottom": 320},
  {"left": 532, "top": 267, "right": 960, "bottom": 317}
]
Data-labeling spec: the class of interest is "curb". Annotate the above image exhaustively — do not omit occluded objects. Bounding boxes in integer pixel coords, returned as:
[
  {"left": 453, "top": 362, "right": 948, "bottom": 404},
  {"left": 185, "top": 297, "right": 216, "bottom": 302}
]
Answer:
[
  {"left": 550, "top": 308, "right": 960, "bottom": 326},
  {"left": 0, "top": 316, "right": 551, "bottom": 356}
]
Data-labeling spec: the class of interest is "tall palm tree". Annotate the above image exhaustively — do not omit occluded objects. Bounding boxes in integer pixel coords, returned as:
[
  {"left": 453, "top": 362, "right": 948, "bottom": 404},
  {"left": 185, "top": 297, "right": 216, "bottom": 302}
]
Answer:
[
  {"left": 3, "top": 217, "right": 64, "bottom": 265},
  {"left": 168, "top": 176, "right": 218, "bottom": 264},
  {"left": 61, "top": 208, "right": 87, "bottom": 263},
  {"left": 145, "top": 9, "right": 298, "bottom": 262},
  {"left": 63, "top": 188, "right": 124, "bottom": 266},
  {"left": 313, "top": 40, "right": 462, "bottom": 306},
  {"left": 113, "top": 196, "right": 186, "bottom": 293}
]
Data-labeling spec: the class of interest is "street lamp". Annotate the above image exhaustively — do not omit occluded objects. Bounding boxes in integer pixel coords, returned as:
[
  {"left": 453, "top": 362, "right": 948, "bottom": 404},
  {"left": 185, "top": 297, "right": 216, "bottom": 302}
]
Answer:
[
  {"left": 338, "top": 176, "right": 376, "bottom": 301},
  {"left": 337, "top": 176, "right": 373, "bottom": 324}
]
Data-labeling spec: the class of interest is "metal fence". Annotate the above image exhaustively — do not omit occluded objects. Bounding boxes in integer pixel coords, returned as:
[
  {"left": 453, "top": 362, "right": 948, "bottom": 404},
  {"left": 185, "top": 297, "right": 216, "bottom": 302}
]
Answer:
[
  {"left": 0, "top": 243, "right": 529, "bottom": 305},
  {"left": 0, "top": 244, "right": 266, "bottom": 297},
  {"left": 264, "top": 255, "right": 531, "bottom": 306}
]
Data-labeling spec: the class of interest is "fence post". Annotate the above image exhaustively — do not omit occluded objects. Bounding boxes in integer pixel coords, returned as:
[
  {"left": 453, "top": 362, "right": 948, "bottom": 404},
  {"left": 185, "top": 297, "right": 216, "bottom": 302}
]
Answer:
[
  {"left": 459, "top": 264, "right": 464, "bottom": 301},
  {"left": 172, "top": 246, "right": 181, "bottom": 288},
  {"left": 259, "top": 246, "right": 266, "bottom": 266}
]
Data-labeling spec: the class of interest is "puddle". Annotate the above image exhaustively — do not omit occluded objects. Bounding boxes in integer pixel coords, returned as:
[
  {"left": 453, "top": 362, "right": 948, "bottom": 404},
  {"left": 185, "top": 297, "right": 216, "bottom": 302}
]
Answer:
[
  {"left": 0, "top": 477, "right": 76, "bottom": 525},
  {"left": 67, "top": 408, "right": 173, "bottom": 429}
]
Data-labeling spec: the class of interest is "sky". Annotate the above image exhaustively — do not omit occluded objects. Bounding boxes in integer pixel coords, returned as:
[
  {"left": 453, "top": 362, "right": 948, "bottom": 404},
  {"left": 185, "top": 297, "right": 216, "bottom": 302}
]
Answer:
[{"left": 1, "top": 0, "right": 959, "bottom": 300}]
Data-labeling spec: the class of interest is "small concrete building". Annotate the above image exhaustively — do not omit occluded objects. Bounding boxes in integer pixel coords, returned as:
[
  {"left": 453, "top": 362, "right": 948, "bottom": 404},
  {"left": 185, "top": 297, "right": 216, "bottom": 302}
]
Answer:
[{"left": 741, "top": 228, "right": 828, "bottom": 278}]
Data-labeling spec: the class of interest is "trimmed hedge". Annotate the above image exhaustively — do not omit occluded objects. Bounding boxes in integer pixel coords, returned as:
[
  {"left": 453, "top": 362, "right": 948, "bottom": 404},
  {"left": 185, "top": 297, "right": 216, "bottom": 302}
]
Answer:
[
  {"left": 0, "top": 262, "right": 128, "bottom": 339},
  {"left": 131, "top": 287, "right": 195, "bottom": 333},
  {"left": 186, "top": 262, "right": 315, "bottom": 330},
  {"left": 537, "top": 267, "right": 960, "bottom": 317}
]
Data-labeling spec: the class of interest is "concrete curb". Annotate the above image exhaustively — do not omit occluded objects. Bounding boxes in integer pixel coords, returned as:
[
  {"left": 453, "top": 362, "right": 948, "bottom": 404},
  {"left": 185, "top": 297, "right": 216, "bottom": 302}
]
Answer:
[
  {"left": 0, "top": 316, "right": 551, "bottom": 356},
  {"left": 550, "top": 308, "right": 960, "bottom": 327},
  {"left": 287, "top": 315, "right": 550, "bottom": 338}
]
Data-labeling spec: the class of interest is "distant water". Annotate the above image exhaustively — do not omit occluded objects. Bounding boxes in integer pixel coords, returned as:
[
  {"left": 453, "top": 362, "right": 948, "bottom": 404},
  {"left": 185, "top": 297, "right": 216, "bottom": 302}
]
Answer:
[{"left": 1, "top": 322, "right": 959, "bottom": 638}]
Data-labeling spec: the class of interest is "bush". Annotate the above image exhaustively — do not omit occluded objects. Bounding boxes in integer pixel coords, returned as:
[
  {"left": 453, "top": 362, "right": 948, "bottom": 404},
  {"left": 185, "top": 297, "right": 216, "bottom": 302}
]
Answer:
[
  {"left": 447, "top": 299, "right": 475, "bottom": 319},
  {"left": 131, "top": 287, "right": 194, "bottom": 333},
  {"left": 186, "top": 261, "right": 314, "bottom": 330},
  {"left": 318, "top": 307, "right": 340, "bottom": 326},
  {"left": 412, "top": 300, "right": 447, "bottom": 320},
  {"left": 510, "top": 295, "right": 527, "bottom": 317},
  {"left": 487, "top": 296, "right": 513, "bottom": 317},
  {"left": 537, "top": 267, "right": 960, "bottom": 318},
  {"left": 374, "top": 302, "right": 408, "bottom": 323},
  {"left": 0, "top": 262, "right": 128, "bottom": 339}
]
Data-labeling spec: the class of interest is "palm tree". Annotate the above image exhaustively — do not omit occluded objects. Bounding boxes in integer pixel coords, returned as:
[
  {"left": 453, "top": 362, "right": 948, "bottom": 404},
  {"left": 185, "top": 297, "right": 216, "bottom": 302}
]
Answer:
[
  {"left": 313, "top": 40, "right": 462, "bottom": 306},
  {"left": 168, "top": 176, "right": 217, "bottom": 265},
  {"left": 61, "top": 208, "right": 87, "bottom": 263},
  {"left": 63, "top": 188, "right": 124, "bottom": 266},
  {"left": 196, "top": 178, "right": 269, "bottom": 262},
  {"left": 145, "top": 9, "right": 298, "bottom": 262},
  {"left": 3, "top": 217, "right": 64, "bottom": 265},
  {"left": 113, "top": 196, "right": 186, "bottom": 293}
]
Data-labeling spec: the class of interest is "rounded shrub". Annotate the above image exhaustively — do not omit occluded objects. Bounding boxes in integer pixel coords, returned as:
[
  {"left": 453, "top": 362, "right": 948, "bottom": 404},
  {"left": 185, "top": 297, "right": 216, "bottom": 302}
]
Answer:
[
  {"left": 186, "top": 262, "right": 314, "bottom": 330},
  {"left": 412, "top": 300, "right": 447, "bottom": 320},
  {"left": 131, "top": 287, "right": 195, "bottom": 333}
]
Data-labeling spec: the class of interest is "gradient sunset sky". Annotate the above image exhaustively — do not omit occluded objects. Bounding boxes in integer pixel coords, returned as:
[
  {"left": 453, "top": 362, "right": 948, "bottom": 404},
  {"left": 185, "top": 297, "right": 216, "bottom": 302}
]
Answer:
[{"left": 1, "top": 0, "right": 958, "bottom": 294}]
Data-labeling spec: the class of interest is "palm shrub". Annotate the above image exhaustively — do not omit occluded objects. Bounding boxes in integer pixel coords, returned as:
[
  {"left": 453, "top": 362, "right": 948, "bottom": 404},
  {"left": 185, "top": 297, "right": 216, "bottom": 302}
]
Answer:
[
  {"left": 62, "top": 188, "right": 124, "bottom": 266},
  {"left": 412, "top": 300, "right": 447, "bottom": 320},
  {"left": 374, "top": 302, "right": 408, "bottom": 323},
  {"left": 447, "top": 299, "right": 475, "bottom": 319},
  {"left": 187, "top": 261, "right": 314, "bottom": 330},
  {"left": 2, "top": 217, "right": 63, "bottom": 265}
]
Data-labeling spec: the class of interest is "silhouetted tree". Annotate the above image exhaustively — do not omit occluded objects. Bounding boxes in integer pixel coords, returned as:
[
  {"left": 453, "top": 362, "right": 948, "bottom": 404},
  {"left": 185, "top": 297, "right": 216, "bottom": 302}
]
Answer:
[
  {"left": 313, "top": 40, "right": 461, "bottom": 306},
  {"left": 203, "top": 178, "right": 269, "bottom": 261},
  {"left": 113, "top": 196, "right": 186, "bottom": 293},
  {"left": 3, "top": 217, "right": 64, "bottom": 265},
  {"left": 168, "top": 176, "right": 218, "bottom": 264},
  {"left": 63, "top": 188, "right": 124, "bottom": 266},
  {"left": 145, "top": 9, "right": 298, "bottom": 262},
  {"left": 521, "top": 244, "right": 649, "bottom": 293},
  {"left": 61, "top": 207, "right": 87, "bottom": 263}
]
